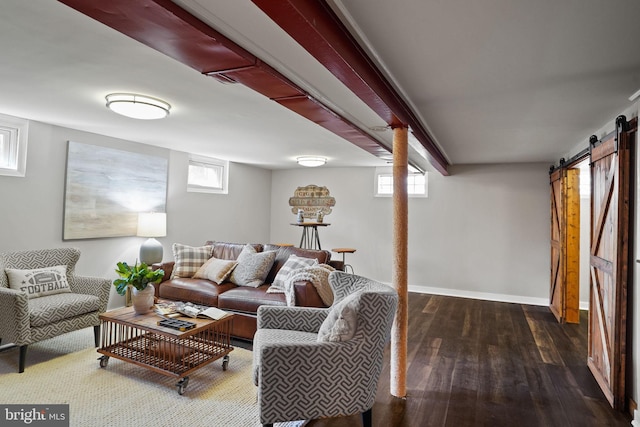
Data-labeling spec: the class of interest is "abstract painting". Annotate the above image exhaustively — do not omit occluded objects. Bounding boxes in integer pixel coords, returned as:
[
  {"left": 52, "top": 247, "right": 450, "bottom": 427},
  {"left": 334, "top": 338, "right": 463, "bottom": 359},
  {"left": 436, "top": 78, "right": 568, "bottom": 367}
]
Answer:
[{"left": 63, "top": 141, "right": 168, "bottom": 240}]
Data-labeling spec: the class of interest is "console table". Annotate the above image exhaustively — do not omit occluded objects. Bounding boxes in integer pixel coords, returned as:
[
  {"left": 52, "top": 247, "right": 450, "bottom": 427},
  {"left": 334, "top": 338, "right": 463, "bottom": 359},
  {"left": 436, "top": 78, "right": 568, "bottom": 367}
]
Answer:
[{"left": 291, "top": 222, "right": 330, "bottom": 250}]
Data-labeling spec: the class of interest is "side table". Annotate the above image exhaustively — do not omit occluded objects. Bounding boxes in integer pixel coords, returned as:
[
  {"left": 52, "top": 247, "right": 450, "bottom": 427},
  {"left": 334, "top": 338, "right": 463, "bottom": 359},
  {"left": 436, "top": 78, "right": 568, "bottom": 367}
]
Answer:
[{"left": 290, "top": 222, "right": 330, "bottom": 250}]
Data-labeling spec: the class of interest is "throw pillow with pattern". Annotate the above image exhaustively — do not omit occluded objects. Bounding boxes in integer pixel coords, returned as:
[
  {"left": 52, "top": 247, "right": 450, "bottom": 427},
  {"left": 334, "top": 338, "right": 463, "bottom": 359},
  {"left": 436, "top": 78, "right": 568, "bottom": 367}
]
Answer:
[
  {"left": 171, "top": 243, "right": 213, "bottom": 279},
  {"left": 267, "top": 254, "right": 318, "bottom": 294},
  {"left": 193, "top": 257, "right": 238, "bottom": 283},
  {"left": 5, "top": 265, "right": 72, "bottom": 299},
  {"left": 229, "top": 244, "right": 276, "bottom": 287}
]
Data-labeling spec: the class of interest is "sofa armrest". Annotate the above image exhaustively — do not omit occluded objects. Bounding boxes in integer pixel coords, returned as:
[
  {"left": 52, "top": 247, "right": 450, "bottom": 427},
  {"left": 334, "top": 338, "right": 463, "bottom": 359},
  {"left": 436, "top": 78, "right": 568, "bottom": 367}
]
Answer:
[
  {"left": 152, "top": 261, "right": 174, "bottom": 280},
  {"left": 328, "top": 259, "right": 344, "bottom": 271},
  {"left": 293, "top": 281, "right": 329, "bottom": 307},
  {"left": 0, "top": 287, "right": 31, "bottom": 344},
  {"left": 257, "top": 340, "right": 373, "bottom": 423},
  {"left": 69, "top": 275, "right": 111, "bottom": 313},
  {"left": 257, "top": 305, "right": 328, "bottom": 332}
]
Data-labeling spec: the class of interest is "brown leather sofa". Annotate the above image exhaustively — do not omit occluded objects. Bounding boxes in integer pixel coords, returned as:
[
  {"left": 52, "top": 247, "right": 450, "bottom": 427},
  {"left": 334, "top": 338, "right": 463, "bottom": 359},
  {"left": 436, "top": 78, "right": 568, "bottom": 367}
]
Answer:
[{"left": 153, "top": 241, "right": 342, "bottom": 340}]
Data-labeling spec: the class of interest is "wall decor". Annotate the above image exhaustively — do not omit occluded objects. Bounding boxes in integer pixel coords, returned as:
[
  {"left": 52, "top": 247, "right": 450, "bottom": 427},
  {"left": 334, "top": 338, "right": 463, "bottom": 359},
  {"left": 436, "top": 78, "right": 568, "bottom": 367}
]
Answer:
[
  {"left": 288, "top": 185, "right": 335, "bottom": 219},
  {"left": 63, "top": 141, "right": 168, "bottom": 240}
]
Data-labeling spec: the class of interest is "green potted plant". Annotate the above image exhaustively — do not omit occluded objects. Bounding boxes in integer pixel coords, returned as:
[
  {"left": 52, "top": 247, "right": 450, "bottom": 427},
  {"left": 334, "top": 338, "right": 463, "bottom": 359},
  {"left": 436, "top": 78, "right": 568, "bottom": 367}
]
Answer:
[{"left": 114, "top": 261, "right": 165, "bottom": 314}]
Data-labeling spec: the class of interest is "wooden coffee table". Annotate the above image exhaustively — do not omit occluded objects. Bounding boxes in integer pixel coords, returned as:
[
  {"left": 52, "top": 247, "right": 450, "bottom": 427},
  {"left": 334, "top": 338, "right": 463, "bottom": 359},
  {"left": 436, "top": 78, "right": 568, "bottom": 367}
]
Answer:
[{"left": 97, "top": 305, "right": 234, "bottom": 394}]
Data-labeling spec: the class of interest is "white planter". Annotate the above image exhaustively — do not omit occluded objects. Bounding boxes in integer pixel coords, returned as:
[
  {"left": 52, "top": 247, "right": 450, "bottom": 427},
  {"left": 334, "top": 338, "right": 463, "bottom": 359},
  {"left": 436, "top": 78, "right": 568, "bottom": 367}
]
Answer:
[{"left": 132, "top": 284, "right": 155, "bottom": 314}]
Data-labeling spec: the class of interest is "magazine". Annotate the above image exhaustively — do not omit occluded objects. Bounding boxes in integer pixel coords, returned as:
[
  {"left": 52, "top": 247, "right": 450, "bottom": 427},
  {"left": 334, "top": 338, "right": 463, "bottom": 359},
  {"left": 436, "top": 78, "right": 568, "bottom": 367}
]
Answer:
[
  {"left": 174, "top": 302, "right": 231, "bottom": 320},
  {"left": 154, "top": 302, "right": 181, "bottom": 319}
]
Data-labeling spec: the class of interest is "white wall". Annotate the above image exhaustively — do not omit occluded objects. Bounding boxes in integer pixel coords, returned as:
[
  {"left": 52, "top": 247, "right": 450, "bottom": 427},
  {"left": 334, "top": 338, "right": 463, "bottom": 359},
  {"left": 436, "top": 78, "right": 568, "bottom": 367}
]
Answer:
[
  {"left": 0, "top": 121, "right": 272, "bottom": 309},
  {"left": 271, "top": 162, "right": 551, "bottom": 304},
  {"left": 579, "top": 194, "right": 591, "bottom": 308}
]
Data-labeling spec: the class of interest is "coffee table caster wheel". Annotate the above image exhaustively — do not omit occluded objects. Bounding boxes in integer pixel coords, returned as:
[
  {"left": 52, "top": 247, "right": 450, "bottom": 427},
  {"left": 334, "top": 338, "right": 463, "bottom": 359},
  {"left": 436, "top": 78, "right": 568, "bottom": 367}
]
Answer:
[
  {"left": 177, "top": 376, "right": 189, "bottom": 395},
  {"left": 222, "top": 355, "right": 229, "bottom": 371},
  {"left": 98, "top": 356, "right": 109, "bottom": 368}
]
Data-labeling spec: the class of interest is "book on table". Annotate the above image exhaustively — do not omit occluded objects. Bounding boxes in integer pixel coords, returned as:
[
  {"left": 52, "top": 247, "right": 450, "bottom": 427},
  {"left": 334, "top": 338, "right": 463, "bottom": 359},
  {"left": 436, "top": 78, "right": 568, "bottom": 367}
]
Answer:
[
  {"left": 154, "top": 302, "right": 181, "bottom": 318},
  {"left": 174, "top": 302, "right": 231, "bottom": 320}
]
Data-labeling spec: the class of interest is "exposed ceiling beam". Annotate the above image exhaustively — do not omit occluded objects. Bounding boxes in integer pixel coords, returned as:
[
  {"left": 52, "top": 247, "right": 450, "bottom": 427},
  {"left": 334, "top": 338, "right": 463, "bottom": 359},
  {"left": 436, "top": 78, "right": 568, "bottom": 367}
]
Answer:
[
  {"left": 251, "top": 0, "right": 449, "bottom": 175},
  {"left": 57, "top": 0, "right": 395, "bottom": 164}
]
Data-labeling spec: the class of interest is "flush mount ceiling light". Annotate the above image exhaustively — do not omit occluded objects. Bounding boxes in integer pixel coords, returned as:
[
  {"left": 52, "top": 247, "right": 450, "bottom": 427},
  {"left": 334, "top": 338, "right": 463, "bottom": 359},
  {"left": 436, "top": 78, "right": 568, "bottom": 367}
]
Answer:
[
  {"left": 296, "top": 156, "right": 326, "bottom": 167},
  {"left": 105, "top": 93, "right": 171, "bottom": 120}
]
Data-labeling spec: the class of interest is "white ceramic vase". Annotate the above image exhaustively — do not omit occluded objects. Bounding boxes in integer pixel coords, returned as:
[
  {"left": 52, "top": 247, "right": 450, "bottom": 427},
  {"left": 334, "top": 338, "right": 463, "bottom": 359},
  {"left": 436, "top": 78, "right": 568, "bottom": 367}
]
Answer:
[{"left": 132, "top": 284, "right": 155, "bottom": 314}]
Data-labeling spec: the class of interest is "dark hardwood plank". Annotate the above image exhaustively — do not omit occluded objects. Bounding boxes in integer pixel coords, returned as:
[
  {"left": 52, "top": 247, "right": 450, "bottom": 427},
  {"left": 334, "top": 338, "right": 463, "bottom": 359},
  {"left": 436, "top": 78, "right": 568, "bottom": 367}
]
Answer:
[{"left": 305, "top": 294, "right": 631, "bottom": 427}]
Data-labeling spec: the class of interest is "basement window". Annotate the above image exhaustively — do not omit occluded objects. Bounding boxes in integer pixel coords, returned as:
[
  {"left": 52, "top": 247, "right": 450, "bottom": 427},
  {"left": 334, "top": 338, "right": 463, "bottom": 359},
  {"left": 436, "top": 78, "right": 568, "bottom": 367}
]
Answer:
[
  {"left": 187, "top": 155, "right": 228, "bottom": 194},
  {"left": 0, "top": 114, "right": 28, "bottom": 177},
  {"left": 375, "top": 167, "right": 428, "bottom": 197}
]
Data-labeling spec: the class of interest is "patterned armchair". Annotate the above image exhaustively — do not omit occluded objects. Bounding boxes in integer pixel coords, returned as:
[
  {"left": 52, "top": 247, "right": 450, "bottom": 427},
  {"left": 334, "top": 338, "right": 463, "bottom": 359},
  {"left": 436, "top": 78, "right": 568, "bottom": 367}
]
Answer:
[
  {"left": 253, "top": 271, "right": 398, "bottom": 427},
  {"left": 0, "top": 248, "right": 111, "bottom": 372}
]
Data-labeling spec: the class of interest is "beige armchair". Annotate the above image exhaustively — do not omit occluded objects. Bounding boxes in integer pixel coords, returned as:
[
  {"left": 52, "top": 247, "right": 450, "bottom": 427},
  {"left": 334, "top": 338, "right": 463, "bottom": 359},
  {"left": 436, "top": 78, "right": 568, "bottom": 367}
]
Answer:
[
  {"left": 253, "top": 271, "right": 398, "bottom": 426},
  {"left": 0, "top": 248, "right": 111, "bottom": 372}
]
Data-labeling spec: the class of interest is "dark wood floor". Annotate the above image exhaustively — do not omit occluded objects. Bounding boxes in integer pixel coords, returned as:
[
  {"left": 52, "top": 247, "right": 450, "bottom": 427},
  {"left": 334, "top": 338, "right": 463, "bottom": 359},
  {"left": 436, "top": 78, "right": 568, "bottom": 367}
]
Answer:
[{"left": 307, "top": 293, "right": 631, "bottom": 427}]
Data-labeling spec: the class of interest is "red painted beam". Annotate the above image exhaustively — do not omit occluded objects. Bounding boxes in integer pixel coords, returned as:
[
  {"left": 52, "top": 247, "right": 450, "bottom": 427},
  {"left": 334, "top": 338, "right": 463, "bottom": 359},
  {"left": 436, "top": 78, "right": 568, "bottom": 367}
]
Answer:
[
  {"left": 57, "top": 0, "right": 392, "bottom": 161},
  {"left": 277, "top": 96, "right": 390, "bottom": 156},
  {"left": 60, "top": 0, "right": 256, "bottom": 74},
  {"left": 251, "top": 0, "right": 449, "bottom": 175}
]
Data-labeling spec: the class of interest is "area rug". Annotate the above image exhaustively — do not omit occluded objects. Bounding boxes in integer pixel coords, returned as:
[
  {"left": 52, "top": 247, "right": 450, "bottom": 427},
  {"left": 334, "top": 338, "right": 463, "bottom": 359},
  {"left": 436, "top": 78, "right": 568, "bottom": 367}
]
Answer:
[{"left": 0, "top": 328, "right": 304, "bottom": 427}]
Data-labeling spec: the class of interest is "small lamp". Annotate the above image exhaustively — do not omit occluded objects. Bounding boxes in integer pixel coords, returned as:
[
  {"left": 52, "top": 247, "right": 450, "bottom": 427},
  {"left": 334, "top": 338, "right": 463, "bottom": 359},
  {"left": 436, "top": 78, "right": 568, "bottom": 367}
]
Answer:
[{"left": 137, "top": 212, "right": 167, "bottom": 265}]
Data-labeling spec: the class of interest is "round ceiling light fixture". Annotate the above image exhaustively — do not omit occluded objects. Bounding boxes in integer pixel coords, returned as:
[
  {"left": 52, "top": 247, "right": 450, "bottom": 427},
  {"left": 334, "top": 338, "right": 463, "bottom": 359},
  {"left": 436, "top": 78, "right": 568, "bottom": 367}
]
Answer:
[
  {"left": 105, "top": 93, "right": 171, "bottom": 120},
  {"left": 296, "top": 156, "right": 327, "bottom": 167}
]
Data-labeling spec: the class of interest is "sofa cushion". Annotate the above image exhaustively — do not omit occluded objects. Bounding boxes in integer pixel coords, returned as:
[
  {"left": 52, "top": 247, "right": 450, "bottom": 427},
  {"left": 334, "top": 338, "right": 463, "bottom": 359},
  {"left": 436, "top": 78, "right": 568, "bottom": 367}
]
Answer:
[
  {"left": 6, "top": 265, "right": 72, "bottom": 299},
  {"left": 218, "top": 285, "right": 286, "bottom": 313},
  {"left": 171, "top": 243, "right": 213, "bottom": 278},
  {"left": 229, "top": 245, "right": 276, "bottom": 288},
  {"left": 192, "top": 257, "right": 238, "bottom": 283},
  {"left": 268, "top": 254, "right": 319, "bottom": 294},
  {"left": 29, "top": 293, "right": 101, "bottom": 327},
  {"left": 206, "top": 241, "right": 263, "bottom": 260},
  {"left": 317, "top": 292, "right": 361, "bottom": 342},
  {"left": 158, "top": 278, "right": 236, "bottom": 307}
]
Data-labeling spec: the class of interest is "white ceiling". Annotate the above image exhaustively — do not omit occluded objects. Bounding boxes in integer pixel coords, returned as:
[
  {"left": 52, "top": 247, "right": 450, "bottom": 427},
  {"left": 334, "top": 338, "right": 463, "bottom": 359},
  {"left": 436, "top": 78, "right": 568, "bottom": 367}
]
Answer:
[{"left": 1, "top": 0, "right": 639, "bottom": 173}]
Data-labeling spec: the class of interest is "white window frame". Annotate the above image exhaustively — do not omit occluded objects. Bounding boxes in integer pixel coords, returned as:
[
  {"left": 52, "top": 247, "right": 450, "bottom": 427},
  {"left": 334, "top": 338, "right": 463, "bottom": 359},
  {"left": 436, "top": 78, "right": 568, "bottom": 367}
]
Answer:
[
  {"left": 187, "top": 154, "right": 229, "bottom": 194},
  {"left": 0, "top": 113, "right": 28, "bottom": 177},
  {"left": 374, "top": 167, "right": 428, "bottom": 197}
]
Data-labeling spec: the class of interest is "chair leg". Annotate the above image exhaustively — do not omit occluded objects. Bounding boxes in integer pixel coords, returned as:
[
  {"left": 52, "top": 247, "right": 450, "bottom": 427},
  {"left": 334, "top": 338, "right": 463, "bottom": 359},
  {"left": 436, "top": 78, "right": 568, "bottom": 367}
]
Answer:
[
  {"left": 94, "top": 325, "right": 100, "bottom": 347},
  {"left": 362, "top": 408, "right": 372, "bottom": 427},
  {"left": 19, "top": 345, "right": 27, "bottom": 373}
]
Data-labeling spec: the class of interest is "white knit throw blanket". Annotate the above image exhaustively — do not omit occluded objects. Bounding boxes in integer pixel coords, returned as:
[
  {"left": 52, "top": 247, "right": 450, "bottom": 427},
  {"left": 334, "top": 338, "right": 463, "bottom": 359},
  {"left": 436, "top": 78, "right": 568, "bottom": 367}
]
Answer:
[{"left": 283, "top": 264, "right": 335, "bottom": 306}]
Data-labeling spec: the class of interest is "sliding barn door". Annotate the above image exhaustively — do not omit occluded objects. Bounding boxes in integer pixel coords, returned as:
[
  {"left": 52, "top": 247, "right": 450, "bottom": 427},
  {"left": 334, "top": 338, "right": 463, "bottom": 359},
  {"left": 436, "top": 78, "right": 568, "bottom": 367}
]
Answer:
[
  {"left": 588, "top": 116, "right": 633, "bottom": 410},
  {"left": 549, "top": 167, "right": 580, "bottom": 324}
]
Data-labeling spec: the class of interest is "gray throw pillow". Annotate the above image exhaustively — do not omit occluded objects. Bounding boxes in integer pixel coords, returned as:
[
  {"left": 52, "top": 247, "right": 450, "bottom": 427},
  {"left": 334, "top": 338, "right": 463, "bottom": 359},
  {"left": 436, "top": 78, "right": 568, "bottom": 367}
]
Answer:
[{"left": 229, "top": 244, "right": 276, "bottom": 287}]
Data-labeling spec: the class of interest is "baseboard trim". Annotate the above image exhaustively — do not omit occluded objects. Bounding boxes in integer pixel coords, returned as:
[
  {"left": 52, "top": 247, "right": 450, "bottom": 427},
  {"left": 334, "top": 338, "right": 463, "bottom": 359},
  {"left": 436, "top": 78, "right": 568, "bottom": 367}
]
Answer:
[{"left": 407, "top": 284, "right": 589, "bottom": 310}]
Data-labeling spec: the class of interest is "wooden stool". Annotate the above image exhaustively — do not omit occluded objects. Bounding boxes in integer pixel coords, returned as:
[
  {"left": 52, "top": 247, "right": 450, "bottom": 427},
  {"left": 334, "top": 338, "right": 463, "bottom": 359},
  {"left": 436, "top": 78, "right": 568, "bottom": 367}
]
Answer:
[
  {"left": 332, "top": 248, "right": 356, "bottom": 273},
  {"left": 275, "top": 243, "right": 294, "bottom": 247}
]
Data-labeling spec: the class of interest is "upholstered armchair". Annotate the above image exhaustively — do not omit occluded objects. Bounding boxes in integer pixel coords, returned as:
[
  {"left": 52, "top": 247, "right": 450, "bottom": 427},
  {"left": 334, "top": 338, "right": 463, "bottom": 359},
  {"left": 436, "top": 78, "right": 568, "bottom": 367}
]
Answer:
[
  {"left": 0, "top": 248, "right": 111, "bottom": 372},
  {"left": 253, "top": 271, "right": 398, "bottom": 427}
]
